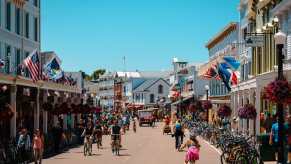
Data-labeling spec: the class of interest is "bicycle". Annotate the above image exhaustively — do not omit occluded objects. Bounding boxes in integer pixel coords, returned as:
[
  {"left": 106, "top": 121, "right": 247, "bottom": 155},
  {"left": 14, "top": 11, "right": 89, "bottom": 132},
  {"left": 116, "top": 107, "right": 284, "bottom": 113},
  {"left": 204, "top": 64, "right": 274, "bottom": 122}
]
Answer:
[
  {"left": 83, "top": 135, "right": 93, "bottom": 156},
  {"left": 111, "top": 134, "right": 120, "bottom": 156}
]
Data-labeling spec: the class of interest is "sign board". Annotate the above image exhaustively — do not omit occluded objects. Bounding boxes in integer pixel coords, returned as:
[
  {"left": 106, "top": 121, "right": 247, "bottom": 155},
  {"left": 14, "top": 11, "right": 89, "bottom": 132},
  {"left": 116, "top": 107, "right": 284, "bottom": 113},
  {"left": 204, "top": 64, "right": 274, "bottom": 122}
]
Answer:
[{"left": 245, "top": 35, "right": 264, "bottom": 47}]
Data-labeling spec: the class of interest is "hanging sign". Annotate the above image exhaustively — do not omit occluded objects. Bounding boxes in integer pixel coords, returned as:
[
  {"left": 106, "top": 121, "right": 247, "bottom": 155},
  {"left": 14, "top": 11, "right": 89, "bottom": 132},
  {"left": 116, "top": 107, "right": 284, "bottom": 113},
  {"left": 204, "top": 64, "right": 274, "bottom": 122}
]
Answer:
[{"left": 245, "top": 35, "right": 264, "bottom": 47}]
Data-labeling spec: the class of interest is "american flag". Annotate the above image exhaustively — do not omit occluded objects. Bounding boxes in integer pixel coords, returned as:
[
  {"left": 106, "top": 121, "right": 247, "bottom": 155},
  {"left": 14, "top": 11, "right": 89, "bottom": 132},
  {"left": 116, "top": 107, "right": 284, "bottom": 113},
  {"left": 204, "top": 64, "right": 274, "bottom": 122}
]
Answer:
[{"left": 23, "top": 50, "right": 40, "bottom": 82}]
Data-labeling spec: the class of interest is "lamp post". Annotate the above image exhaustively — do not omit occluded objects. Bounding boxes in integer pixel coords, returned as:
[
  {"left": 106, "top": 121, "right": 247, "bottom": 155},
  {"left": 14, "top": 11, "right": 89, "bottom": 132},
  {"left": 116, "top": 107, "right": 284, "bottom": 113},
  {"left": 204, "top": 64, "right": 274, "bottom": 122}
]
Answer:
[
  {"left": 274, "top": 30, "right": 286, "bottom": 163},
  {"left": 205, "top": 85, "right": 209, "bottom": 122}
]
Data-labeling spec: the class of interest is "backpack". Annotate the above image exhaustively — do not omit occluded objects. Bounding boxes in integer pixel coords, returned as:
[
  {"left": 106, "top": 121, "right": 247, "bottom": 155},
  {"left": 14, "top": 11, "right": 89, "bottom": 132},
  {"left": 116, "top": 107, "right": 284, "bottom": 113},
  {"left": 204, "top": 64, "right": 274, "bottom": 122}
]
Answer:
[
  {"left": 175, "top": 124, "right": 182, "bottom": 132},
  {"left": 186, "top": 146, "right": 199, "bottom": 161}
]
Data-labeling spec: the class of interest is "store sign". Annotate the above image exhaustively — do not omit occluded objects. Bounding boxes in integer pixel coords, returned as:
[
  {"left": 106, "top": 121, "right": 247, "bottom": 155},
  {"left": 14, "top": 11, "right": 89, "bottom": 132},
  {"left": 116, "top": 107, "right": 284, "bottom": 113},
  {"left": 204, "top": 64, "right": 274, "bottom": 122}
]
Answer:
[{"left": 245, "top": 35, "right": 264, "bottom": 47}]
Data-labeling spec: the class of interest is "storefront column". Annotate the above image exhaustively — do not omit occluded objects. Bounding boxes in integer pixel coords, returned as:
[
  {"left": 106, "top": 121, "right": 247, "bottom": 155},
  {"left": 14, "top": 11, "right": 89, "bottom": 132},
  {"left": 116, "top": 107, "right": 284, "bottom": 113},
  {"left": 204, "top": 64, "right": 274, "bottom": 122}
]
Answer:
[
  {"left": 237, "top": 92, "right": 242, "bottom": 132},
  {"left": 34, "top": 88, "right": 40, "bottom": 130},
  {"left": 71, "top": 114, "right": 75, "bottom": 129},
  {"left": 43, "top": 91, "right": 48, "bottom": 134},
  {"left": 255, "top": 88, "right": 261, "bottom": 135},
  {"left": 63, "top": 115, "right": 67, "bottom": 130},
  {"left": 53, "top": 95, "right": 58, "bottom": 126},
  {"left": 10, "top": 85, "right": 17, "bottom": 138}
]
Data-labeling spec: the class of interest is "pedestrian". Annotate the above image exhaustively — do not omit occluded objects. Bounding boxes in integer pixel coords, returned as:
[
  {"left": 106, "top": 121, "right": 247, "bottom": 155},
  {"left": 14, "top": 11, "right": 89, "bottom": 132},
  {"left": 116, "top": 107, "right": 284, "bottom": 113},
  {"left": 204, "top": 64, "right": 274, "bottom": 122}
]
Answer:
[
  {"left": 17, "top": 128, "right": 31, "bottom": 164},
  {"left": 173, "top": 119, "right": 183, "bottom": 150},
  {"left": 269, "top": 115, "right": 288, "bottom": 163},
  {"left": 286, "top": 116, "right": 291, "bottom": 163},
  {"left": 33, "top": 129, "right": 43, "bottom": 164},
  {"left": 52, "top": 123, "right": 63, "bottom": 153},
  {"left": 179, "top": 134, "right": 200, "bottom": 164}
]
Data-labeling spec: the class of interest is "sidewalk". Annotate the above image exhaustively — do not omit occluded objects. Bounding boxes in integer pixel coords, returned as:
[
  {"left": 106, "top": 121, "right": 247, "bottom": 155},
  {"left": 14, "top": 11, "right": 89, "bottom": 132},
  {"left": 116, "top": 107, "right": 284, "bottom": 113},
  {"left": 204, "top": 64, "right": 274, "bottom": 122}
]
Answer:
[{"left": 197, "top": 136, "right": 277, "bottom": 164}]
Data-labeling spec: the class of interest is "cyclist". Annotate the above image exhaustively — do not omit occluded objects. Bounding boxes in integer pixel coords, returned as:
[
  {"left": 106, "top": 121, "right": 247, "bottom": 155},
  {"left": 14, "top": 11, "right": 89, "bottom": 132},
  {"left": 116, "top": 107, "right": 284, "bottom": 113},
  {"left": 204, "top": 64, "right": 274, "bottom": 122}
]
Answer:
[
  {"left": 94, "top": 121, "right": 103, "bottom": 148},
  {"left": 111, "top": 120, "right": 121, "bottom": 154},
  {"left": 82, "top": 122, "right": 94, "bottom": 156}
]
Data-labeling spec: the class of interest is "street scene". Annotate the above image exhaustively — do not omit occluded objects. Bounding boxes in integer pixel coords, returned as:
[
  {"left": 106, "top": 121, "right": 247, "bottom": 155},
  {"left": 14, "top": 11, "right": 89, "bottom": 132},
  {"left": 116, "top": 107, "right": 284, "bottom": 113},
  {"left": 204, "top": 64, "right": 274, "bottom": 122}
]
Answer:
[{"left": 1, "top": 0, "right": 291, "bottom": 163}]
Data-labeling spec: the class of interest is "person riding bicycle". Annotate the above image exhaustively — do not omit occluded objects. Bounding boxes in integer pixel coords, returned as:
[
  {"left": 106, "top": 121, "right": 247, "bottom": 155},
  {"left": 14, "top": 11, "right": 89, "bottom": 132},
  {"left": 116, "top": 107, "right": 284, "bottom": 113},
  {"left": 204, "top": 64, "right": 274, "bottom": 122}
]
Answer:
[
  {"left": 94, "top": 121, "right": 103, "bottom": 147},
  {"left": 82, "top": 122, "right": 94, "bottom": 148},
  {"left": 111, "top": 120, "right": 121, "bottom": 153}
]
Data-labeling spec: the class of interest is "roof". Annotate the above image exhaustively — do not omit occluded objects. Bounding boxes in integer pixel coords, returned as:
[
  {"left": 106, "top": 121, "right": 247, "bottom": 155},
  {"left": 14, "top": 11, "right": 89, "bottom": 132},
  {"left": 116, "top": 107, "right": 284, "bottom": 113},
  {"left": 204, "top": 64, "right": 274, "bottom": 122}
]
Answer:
[
  {"left": 134, "top": 79, "right": 158, "bottom": 92},
  {"left": 139, "top": 71, "right": 171, "bottom": 79},
  {"left": 133, "top": 78, "right": 170, "bottom": 92},
  {"left": 115, "top": 72, "right": 141, "bottom": 78},
  {"left": 205, "top": 22, "right": 238, "bottom": 49}
]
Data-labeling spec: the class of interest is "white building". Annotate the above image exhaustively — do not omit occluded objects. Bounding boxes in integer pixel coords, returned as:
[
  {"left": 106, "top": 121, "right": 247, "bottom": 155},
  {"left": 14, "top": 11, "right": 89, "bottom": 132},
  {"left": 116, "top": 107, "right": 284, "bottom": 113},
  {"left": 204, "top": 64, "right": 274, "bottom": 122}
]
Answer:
[
  {"left": 97, "top": 72, "right": 115, "bottom": 110},
  {"left": 132, "top": 78, "right": 170, "bottom": 106},
  {"left": 0, "top": 0, "right": 40, "bottom": 76}
]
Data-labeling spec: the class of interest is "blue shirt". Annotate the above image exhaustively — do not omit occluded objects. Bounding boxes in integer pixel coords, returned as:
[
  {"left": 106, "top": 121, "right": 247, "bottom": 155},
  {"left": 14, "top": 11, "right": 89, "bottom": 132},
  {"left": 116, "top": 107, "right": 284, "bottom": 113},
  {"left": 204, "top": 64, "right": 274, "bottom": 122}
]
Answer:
[{"left": 271, "top": 122, "right": 288, "bottom": 143}]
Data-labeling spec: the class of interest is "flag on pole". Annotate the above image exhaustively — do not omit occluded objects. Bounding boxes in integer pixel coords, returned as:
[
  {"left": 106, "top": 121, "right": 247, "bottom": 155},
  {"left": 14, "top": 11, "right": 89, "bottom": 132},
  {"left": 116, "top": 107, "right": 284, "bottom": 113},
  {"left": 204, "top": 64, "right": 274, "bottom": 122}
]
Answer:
[
  {"left": 0, "top": 59, "right": 4, "bottom": 69},
  {"left": 202, "top": 64, "right": 220, "bottom": 80},
  {"left": 218, "top": 63, "right": 232, "bottom": 91},
  {"left": 23, "top": 50, "right": 40, "bottom": 82},
  {"left": 223, "top": 56, "right": 240, "bottom": 70},
  {"left": 43, "top": 58, "right": 64, "bottom": 81}
]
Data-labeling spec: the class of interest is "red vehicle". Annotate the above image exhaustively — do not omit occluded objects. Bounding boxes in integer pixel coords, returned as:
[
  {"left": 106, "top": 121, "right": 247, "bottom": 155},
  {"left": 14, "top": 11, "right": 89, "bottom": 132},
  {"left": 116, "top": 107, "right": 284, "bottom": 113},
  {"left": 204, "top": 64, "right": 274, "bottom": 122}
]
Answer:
[{"left": 138, "top": 109, "right": 155, "bottom": 127}]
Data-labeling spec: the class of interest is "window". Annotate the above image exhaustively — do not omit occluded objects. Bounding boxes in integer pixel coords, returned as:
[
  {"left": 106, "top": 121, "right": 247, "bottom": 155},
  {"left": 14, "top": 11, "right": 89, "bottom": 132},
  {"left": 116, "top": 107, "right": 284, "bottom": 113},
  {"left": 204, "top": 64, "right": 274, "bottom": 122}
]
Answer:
[
  {"left": 33, "top": 0, "right": 38, "bottom": 7},
  {"left": 5, "top": 45, "right": 10, "bottom": 74},
  {"left": 15, "top": 8, "right": 21, "bottom": 35},
  {"left": 25, "top": 12, "right": 29, "bottom": 38},
  {"left": 158, "top": 85, "right": 163, "bottom": 94},
  {"left": 150, "top": 94, "right": 155, "bottom": 103},
  {"left": 6, "top": 2, "right": 11, "bottom": 31},
  {"left": 34, "top": 17, "right": 38, "bottom": 41},
  {"left": 16, "top": 49, "right": 21, "bottom": 75}
]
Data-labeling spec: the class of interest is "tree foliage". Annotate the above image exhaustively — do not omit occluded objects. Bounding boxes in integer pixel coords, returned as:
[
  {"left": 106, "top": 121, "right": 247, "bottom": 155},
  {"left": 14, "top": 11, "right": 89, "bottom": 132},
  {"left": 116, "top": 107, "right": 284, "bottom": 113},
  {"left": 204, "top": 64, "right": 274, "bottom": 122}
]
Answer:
[{"left": 79, "top": 69, "right": 106, "bottom": 81}]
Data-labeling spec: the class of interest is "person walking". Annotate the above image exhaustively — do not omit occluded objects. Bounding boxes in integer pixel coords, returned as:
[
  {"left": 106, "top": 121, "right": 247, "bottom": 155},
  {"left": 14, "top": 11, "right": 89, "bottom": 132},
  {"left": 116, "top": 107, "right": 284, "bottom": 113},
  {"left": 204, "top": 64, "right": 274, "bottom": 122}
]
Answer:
[
  {"left": 173, "top": 119, "right": 183, "bottom": 150},
  {"left": 52, "top": 123, "right": 63, "bottom": 153},
  {"left": 17, "top": 128, "right": 31, "bottom": 164},
  {"left": 32, "top": 129, "right": 43, "bottom": 164}
]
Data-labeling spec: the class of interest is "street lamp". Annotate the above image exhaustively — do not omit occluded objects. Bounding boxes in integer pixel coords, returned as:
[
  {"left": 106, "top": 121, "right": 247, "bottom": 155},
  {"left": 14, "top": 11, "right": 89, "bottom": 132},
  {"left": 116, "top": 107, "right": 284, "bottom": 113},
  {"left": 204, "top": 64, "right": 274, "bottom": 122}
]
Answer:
[
  {"left": 274, "top": 30, "right": 287, "bottom": 163},
  {"left": 205, "top": 85, "right": 209, "bottom": 122}
]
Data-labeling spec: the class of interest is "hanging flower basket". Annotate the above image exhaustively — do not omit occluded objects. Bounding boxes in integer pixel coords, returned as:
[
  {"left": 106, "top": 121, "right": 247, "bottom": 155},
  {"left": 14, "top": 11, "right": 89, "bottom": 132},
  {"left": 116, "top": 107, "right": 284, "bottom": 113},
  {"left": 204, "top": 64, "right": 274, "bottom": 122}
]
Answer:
[
  {"left": 203, "top": 100, "right": 212, "bottom": 110},
  {"left": 0, "top": 104, "right": 14, "bottom": 120},
  {"left": 238, "top": 104, "right": 257, "bottom": 119},
  {"left": 217, "top": 104, "right": 232, "bottom": 118},
  {"left": 263, "top": 78, "right": 291, "bottom": 104},
  {"left": 189, "top": 103, "right": 197, "bottom": 112}
]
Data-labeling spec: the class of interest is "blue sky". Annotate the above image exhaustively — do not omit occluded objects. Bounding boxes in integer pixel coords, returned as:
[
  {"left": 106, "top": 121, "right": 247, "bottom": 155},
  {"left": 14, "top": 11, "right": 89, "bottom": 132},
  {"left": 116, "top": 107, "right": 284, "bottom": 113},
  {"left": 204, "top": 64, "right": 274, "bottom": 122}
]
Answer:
[{"left": 41, "top": 0, "right": 239, "bottom": 74}]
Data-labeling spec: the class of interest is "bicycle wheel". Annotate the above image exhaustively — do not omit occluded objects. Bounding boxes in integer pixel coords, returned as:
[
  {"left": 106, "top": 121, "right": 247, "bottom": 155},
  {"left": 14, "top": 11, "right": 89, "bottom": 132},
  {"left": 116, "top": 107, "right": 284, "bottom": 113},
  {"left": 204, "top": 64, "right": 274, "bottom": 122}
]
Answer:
[
  {"left": 235, "top": 154, "right": 248, "bottom": 164},
  {"left": 220, "top": 152, "right": 227, "bottom": 164},
  {"left": 249, "top": 153, "right": 263, "bottom": 164}
]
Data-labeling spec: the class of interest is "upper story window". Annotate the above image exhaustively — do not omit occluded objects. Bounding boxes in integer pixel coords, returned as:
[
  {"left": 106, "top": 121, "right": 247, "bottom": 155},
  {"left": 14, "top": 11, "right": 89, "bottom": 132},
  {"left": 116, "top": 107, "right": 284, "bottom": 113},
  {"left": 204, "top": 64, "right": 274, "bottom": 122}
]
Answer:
[
  {"left": 34, "top": 0, "right": 38, "bottom": 7},
  {"left": 15, "top": 8, "right": 21, "bottom": 35},
  {"left": 25, "top": 12, "right": 29, "bottom": 38},
  {"left": 158, "top": 85, "right": 163, "bottom": 94},
  {"left": 6, "top": 2, "right": 11, "bottom": 31},
  {"left": 150, "top": 94, "right": 155, "bottom": 103},
  {"left": 34, "top": 17, "right": 38, "bottom": 41}
]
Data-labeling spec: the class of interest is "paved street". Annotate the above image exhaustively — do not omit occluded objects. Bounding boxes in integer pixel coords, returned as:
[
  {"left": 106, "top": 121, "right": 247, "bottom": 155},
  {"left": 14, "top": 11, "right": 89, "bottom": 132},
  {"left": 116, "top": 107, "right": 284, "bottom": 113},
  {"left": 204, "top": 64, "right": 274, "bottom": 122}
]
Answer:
[{"left": 42, "top": 123, "right": 220, "bottom": 164}]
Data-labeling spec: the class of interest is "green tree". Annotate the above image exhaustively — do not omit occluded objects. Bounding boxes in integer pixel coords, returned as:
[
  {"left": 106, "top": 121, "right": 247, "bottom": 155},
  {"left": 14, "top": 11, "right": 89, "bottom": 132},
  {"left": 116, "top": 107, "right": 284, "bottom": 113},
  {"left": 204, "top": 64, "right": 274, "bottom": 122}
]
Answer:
[{"left": 91, "top": 69, "right": 106, "bottom": 80}]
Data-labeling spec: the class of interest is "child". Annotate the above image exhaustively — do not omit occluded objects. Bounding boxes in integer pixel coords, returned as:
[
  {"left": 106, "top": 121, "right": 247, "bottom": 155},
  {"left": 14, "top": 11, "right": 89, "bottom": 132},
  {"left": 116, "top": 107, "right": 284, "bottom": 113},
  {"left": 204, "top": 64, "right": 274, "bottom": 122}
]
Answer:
[{"left": 180, "top": 135, "right": 201, "bottom": 164}]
